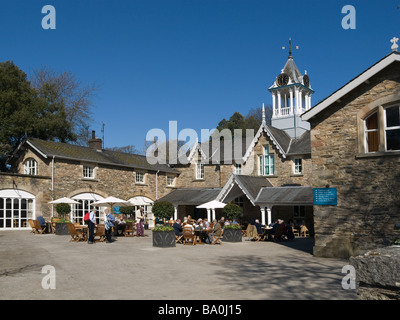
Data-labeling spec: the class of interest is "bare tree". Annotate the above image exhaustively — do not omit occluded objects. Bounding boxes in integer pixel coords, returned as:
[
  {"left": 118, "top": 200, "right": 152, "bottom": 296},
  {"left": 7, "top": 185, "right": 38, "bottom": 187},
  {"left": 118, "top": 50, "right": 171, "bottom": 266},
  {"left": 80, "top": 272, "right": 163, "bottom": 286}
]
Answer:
[{"left": 30, "top": 66, "right": 98, "bottom": 146}]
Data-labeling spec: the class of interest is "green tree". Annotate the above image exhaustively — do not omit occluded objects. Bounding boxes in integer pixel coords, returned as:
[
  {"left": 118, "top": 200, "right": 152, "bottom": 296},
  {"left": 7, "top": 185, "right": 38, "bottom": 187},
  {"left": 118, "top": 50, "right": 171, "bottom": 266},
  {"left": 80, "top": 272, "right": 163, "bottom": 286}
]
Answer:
[{"left": 0, "top": 61, "right": 75, "bottom": 170}]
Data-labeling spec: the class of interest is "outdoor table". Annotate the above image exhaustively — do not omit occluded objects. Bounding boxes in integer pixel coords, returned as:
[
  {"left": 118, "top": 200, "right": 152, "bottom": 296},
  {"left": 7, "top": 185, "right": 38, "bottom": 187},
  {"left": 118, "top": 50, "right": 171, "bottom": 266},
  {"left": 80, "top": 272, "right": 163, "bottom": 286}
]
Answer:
[
  {"left": 194, "top": 229, "right": 210, "bottom": 244},
  {"left": 75, "top": 225, "right": 88, "bottom": 240}
]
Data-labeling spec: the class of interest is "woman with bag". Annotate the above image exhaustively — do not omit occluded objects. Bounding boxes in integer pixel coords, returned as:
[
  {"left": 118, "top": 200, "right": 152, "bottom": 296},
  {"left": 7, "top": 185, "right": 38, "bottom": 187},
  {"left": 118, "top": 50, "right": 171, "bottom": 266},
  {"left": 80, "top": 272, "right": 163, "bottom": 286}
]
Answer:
[{"left": 104, "top": 208, "right": 115, "bottom": 243}]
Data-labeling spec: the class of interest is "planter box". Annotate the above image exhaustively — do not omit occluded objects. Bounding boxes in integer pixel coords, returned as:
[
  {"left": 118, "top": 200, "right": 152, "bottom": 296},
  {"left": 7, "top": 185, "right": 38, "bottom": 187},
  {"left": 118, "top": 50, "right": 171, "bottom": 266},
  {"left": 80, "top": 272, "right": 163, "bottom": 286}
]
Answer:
[
  {"left": 223, "top": 228, "right": 242, "bottom": 242},
  {"left": 152, "top": 230, "right": 176, "bottom": 248},
  {"left": 55, "top": 222, "right": 70, "bottom": 235}
]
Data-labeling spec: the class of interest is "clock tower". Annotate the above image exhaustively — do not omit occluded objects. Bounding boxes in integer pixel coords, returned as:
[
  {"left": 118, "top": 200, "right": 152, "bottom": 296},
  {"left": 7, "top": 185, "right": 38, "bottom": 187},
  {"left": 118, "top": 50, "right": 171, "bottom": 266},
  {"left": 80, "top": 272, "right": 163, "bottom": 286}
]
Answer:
[{"left": 268, "top": 38, "right": 314, "bottom": 139}]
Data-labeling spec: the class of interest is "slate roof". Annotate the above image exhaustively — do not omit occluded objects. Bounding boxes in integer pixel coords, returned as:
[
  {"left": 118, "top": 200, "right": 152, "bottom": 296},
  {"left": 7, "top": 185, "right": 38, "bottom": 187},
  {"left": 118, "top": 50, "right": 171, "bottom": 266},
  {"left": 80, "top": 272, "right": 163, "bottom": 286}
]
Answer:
[
  {"left": 255, "top": 186, "right": 313, "bottom": 206},
  {"left": 21, "top": 138, "right": 178, "bottom": 173},
  {"left": 156, "top": 188, "right": 222, "bottom": 205}
]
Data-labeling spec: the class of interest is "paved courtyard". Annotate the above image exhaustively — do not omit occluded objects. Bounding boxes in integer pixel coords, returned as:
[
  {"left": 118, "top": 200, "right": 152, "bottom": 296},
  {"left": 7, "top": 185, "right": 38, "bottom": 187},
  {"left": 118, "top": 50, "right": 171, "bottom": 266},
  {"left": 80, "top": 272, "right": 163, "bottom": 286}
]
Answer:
[{"left": 0, "top": 230, "right": 357, "bottom": 300}]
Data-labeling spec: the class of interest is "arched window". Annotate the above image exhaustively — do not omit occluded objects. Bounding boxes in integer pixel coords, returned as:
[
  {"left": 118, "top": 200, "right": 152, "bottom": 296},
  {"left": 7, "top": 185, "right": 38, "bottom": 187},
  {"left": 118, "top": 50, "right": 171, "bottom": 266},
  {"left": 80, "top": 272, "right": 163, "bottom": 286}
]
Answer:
[
  {"left": 71, "top": 193, "right": 104, "bottom": 224},
  {"left": 0, "top": 189, "right": 35, "bottom": 229},
  {"left": 385, "top": 105, "right": 400, "bottom": 151},
  {"left": 24, "top": 158, "right": 38, "bottom": 175}
]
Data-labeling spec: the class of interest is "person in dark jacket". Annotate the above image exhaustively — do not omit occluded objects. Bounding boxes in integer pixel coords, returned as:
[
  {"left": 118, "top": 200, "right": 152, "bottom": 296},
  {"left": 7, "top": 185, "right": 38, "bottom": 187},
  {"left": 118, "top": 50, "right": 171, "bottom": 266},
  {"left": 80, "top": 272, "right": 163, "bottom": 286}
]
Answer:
[{"left": 173, "top": 219, "right": 183, "bottom": 236}]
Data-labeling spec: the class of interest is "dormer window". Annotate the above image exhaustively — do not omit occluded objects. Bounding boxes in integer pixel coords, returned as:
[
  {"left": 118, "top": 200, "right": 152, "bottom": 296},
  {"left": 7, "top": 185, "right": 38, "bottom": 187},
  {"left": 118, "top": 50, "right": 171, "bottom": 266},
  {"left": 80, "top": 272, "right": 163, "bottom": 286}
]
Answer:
[{"left": 24, "top": 159, "right": 37, "bottom": 175}]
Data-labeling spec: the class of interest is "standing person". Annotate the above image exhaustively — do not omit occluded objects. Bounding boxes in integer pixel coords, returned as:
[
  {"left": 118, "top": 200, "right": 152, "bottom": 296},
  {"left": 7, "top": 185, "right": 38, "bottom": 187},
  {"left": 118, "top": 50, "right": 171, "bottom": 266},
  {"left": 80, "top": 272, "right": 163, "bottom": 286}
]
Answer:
[
  {"left": 88, "top": 208, "right": 97, "bottom": 244},
  {"left": 104, "top": 208, "right": 115, "bottom": 243},
  {"left": 136, "top": 207, "right": 145, "bottom": 237}
]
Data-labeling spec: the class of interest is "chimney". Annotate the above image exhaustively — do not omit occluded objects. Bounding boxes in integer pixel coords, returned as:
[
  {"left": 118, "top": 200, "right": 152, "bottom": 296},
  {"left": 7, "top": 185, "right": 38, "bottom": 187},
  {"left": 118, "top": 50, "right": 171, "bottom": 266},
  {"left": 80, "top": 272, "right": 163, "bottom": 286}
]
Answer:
[{"left": 88, "top": 130, "right": 102, "bottom": 151}]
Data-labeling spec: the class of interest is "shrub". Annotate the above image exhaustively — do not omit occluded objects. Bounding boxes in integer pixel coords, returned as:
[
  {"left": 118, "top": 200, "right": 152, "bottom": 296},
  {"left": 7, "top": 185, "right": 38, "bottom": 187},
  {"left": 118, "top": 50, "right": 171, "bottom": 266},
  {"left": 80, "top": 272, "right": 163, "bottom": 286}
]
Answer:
[
  {"left": 222, "top": 203, "right": 242, "bottom": 221},
  {"left": 119, "top": 206, "right": 135, "bottom": 216},
  {"left": 55, "top": 203, "right": 71, "bottom": 219},
  {"left": 225, "top": 224, "right": 241, "bottom": 230},
  {"left": 153, "top": 225, "right": 174, "bottom": 232},
  {"left": 152, "top": 201, "right": 174, "bottom": 220}
]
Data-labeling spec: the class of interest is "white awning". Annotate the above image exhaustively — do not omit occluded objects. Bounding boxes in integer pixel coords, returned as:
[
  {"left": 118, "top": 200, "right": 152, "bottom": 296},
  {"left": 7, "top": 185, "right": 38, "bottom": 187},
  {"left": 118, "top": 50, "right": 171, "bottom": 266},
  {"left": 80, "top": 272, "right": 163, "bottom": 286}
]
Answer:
[
  {"left": 0, "top": 189, "right": 35, "bottom": 199},
  {"left": 128, "top": 196, "right": 154, "bottom": 206}
]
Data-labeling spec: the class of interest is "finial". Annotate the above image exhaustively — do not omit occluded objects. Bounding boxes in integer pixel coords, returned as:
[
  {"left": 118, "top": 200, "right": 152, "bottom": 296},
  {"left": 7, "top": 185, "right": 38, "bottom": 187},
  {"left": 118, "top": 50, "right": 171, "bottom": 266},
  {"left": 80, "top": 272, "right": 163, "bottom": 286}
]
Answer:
[
  {"left": 262, "top": 103, "right": 266, "bottom": 123},
  {"left": 391, "top": 37, "right": 399, "bottom": 52},
  {"left": 282, "top": 38, "right": 299, "bottom": 58}
]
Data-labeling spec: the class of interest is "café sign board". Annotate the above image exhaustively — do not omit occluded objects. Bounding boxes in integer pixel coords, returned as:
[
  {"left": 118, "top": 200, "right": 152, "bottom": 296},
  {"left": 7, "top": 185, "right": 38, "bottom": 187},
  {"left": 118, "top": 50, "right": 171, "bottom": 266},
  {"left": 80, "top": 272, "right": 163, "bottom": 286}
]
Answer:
[{"left": 313, "top": 188, "right": 337, "bottom": 206}]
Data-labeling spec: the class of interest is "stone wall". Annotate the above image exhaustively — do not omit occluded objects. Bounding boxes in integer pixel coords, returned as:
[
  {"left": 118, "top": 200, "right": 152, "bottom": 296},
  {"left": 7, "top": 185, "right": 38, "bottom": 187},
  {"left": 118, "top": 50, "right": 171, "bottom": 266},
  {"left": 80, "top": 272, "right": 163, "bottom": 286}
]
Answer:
[{"left": 309, "top": 66, "right": 400, "bottom": 258}]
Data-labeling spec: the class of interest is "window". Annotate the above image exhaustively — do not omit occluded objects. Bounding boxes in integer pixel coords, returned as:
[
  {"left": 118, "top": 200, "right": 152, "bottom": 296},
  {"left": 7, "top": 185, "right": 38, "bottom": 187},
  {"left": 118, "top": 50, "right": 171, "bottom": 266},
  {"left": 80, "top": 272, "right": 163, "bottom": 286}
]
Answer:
[
  {"left": 365, "top": 112, "right": 379, "bottom": 152},
  {"left": 196, "top": 162, "right": 204, "bottom": 179},
  {"left": 385, "top": 105, "right": 400, "bottom": 151},
  {"left": 293, "top": 158, "right": 303, "bottom": 174},
  {"left": 83, "top": 166, "right": 94, "bottom": 179},
  {"left": 234, "top": 163, "right": 242, "bottom": 174},
  {"left": 294, "top": 206, "right": 305, "bottom": 218},
  {"left": 259, "top": 146, "right": 274, "bottom": 176},
  {"left": 24, "top": 159, "right": 37, "bottom": 175},
  {"left": 136, "top": 172, "right": 145, "bottom": 184},
  {"left": 361, "top": 103, "right": 400, "bottom": 154},
  {"left": 167, "top": 175, "right": 175, "bottom": 186}
]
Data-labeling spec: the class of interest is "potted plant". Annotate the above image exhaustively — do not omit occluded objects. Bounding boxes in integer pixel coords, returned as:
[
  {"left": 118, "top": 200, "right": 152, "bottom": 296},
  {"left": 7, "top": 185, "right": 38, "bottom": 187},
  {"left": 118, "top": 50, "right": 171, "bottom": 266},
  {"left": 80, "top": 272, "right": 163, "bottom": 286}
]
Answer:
[
  {"left": 54, "top": 203, "right": 71, "bottom": 235},
  {"left": 222, "top": 203, "right": 242, "bottom": 242},
  {"left": 152, "top": 201, "right": 175, "bottom": 247}
]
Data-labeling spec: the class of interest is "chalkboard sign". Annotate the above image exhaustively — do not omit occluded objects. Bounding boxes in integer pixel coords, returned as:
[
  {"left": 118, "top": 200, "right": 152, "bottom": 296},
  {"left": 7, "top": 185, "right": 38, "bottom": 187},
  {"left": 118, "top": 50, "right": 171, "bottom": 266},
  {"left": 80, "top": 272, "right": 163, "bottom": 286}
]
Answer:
[{"left": 313, "top": 188, "right": 337, "bottom": 206}]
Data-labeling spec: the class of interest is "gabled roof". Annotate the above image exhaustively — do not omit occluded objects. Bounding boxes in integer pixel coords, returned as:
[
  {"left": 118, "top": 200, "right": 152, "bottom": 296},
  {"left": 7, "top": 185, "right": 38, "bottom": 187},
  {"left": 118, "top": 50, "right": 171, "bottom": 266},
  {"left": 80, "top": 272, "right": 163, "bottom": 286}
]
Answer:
[
  {"left": 302, "top": 51, "right": 400, "bottom": 121},
  {"left": 16, "top": 138, "right": 178, "bottom": 173},
  {"left": 217, "top": 174, "right": 273, "bottom": 205}
]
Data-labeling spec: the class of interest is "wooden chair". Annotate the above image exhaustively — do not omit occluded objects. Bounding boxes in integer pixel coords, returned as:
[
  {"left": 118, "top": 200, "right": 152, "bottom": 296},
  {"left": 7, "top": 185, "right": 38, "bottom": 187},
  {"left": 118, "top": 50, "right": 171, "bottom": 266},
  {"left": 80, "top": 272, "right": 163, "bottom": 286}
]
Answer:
[
  {"left": 292, "top": 226, "right": 300, "bottom": 237},
  {"left": 67, "top": 223, "right": 84, "bottom": 242},
  {"left": 183, "top": 226, "right": 195, "bottom": 245},
  {"left": 28, "top": 219, "right": 37, "bottom": 233},
  {"left": 33, "top": 219, "right": 47, "bottom": 234},
  {"left": 175, "top": 234, "right": 183, "bottom": 244},
  {"left": 94, "top": 224, "right": 106, "bottom": 242},
  {"left": 273, "top": 224, "right": 285, "bottom": 241},
  {"left": 242, "top": 224, "right": 250, "bottom": 237},
  {"left": 124, "top": 222, "right": 135, "bottom": 237},
  {"left": 300, "top": 225, "right": 310, "bottom": 237},
  {"left": 212, "top": 228, "right": 224, "bottom": 245}
]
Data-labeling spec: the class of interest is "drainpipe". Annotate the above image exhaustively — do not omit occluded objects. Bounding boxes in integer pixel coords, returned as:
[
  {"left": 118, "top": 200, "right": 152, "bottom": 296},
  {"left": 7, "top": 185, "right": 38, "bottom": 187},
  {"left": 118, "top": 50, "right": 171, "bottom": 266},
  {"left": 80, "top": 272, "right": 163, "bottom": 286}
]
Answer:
[
  {"left": 156, "top": 170, "right": 160, "bottom": 200},
  {"left": 51, "top": 156, "right": 55, "bottom": 218}
]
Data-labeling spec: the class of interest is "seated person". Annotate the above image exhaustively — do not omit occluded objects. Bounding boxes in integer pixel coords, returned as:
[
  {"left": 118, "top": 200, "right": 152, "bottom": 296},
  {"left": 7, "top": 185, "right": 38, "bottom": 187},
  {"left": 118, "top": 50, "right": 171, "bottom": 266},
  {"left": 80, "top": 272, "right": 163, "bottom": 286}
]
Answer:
[
  {"left": 254, "top": 219, "right": 262, "bottom": 234},
  {"left": 208, "top": 219, "right": 222, "bottom": 245},
  {"left": 203, "top": 218, "right": 210, "bottom": 229},
  {"left": 231, "top": 219, "right": 239, "bottom": 225},
  {"left": 173, "top": 219, "right": 183, "bottom": 236},
  {"left": 37, "top": 215, "right": 46, "bottom": 228}
]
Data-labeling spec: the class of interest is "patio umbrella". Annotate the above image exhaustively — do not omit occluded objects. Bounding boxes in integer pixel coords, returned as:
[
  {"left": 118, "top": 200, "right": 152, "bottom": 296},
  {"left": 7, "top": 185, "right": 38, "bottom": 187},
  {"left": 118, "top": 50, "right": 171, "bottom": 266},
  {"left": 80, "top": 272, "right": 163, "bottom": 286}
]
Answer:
[
  {"left": 90, "top": 196, "right": 131, "bottom": 213},
  {"left": 196, "top": 200, "right": 226, "bottom": 221},
  {"left": 48, "top": 197, "right": 80, "bottom": 204}
]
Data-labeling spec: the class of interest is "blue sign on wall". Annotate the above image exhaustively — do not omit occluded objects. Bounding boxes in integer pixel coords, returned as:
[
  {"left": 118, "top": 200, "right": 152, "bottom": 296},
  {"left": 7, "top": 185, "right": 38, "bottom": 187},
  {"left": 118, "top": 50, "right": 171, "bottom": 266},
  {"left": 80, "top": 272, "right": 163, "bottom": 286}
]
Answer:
[{"left": 313, "top": 188, "right": 337, "bottom": 206}]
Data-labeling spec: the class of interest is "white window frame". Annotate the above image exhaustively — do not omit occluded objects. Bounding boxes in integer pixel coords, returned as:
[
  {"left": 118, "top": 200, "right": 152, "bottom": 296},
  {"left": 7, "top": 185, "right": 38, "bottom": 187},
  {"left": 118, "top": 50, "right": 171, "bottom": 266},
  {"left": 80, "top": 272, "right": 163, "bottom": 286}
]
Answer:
[
  {"left": 293, "top": 158, "right": 303, "bottom": 175},
  {"left": 196, "top": 162, "right": 204, "bottom": 180},
  {"left": 234, "top": 163, "right": 242, "bottom": 175},
  {"left": 83, "top": 165, "right": 95, "bottom": 179},
  {"left": 167, "top": 175, "right": 175, "bottom": 186},
  {"left": 24, "top": 158, "right": 38, "bottom": 175},
  {"left": 384, "top": 104, "right": 400, "bottom": 152},
  {"left": 259, "top": 146, "right": 274, "bottom": 176},
  {"left": 364, "top": 111, "right": 379, "bottom": 153},
  {"left": 136, "top": 171, "right": 145, "bottom": 184}
]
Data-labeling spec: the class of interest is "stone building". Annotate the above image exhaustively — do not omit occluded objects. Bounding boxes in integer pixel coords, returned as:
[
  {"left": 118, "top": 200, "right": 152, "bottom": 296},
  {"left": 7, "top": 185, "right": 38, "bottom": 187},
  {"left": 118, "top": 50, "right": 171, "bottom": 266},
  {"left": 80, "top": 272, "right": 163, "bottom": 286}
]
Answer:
[
  {"left": 0, "top": 132, "right": 179, "bottom": 229},
  {"left": 160, "top": 47, "right": 315, "bottom": 229},
  {"left": 302, "top": 50, "right": 400, "bottom": 258}
]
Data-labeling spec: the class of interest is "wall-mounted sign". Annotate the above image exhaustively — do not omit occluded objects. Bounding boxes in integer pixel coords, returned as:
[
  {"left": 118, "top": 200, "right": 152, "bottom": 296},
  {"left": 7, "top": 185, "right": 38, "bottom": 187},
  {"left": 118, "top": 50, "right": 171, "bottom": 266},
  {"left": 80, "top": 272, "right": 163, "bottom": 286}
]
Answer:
[{"left": 313, "top": 188, "right": 337, "bottom": 206}]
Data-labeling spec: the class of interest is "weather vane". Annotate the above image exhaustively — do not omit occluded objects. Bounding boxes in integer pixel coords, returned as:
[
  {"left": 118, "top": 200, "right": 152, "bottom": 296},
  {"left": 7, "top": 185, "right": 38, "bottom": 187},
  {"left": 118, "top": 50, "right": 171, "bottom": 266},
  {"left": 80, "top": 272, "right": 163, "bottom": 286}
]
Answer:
[{"left": 282, "top": 38, "right": 299, "bottom": 58}]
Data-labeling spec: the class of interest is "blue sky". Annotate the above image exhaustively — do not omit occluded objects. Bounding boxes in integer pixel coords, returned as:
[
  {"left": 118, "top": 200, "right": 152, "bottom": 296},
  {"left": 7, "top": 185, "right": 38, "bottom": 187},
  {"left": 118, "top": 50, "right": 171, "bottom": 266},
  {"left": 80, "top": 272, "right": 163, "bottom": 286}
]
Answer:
[{"left": 0, "top": 0, "right": 399, "bottom": 151}]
